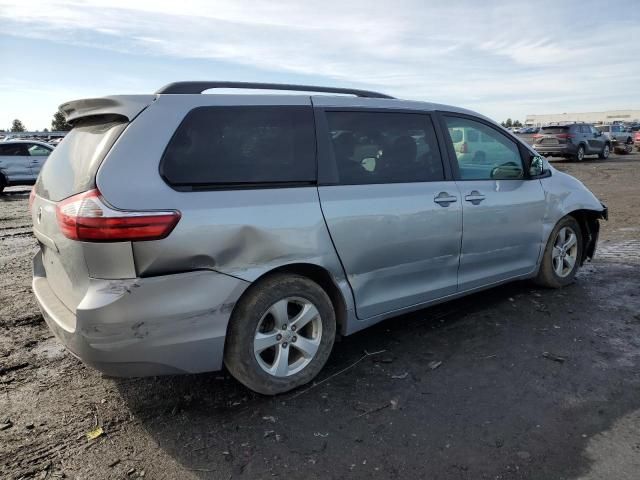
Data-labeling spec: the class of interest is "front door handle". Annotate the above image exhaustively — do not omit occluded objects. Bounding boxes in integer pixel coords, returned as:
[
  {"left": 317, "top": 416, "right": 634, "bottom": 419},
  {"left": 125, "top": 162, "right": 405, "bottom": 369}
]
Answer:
[
  {"left": 464, "top": 190, "right": 486, "bottom": 205},
  {"left": 434, "top": 192, "right": 457, "bottom": 207}
]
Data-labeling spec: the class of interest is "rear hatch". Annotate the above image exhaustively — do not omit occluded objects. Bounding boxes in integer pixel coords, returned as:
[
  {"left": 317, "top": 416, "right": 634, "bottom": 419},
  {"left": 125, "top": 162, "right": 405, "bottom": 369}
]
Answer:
[
  {"left": 534, "top": 126, "right": 572, "bottom": 146},
  {"left": 31, "top": 96, "right": 153, "bottom": 312}
]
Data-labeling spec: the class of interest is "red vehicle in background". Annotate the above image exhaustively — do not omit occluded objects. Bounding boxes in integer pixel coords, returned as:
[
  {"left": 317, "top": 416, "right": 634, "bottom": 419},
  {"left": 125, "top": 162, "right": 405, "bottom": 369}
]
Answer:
[{"left": 634, "top": 131, "right": 640, "bottom": 152}]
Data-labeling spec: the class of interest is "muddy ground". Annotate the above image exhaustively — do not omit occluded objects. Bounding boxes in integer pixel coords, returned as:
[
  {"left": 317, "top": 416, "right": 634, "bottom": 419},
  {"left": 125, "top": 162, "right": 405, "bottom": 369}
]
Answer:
[{"left": 1, "top": 153, "right": 639, "bottom": 479}]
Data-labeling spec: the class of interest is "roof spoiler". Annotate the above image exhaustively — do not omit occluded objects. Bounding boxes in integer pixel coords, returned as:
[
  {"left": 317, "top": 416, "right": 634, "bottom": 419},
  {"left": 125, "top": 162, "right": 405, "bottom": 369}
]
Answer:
[{"left": 59, "top": 95, "right": 155, "bottom": 124}]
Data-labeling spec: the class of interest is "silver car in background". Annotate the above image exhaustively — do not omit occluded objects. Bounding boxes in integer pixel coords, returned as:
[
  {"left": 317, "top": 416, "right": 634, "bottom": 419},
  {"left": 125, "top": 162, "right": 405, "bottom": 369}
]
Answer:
[
  {"left": 0, "top": 140, "right": 53, "bottom": 193},
  {"left": 31, "top": 82, "right": 607, "bottom": 394}
]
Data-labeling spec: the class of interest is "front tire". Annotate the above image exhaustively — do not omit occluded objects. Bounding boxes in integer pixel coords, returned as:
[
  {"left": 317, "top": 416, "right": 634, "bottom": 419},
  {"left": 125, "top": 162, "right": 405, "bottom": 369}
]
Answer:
[
  {"left": 224, "top": 274, "right": 336, "bottom": 395},
  {"left": 535, "top": 216, "right": 583, "bottom": 288}
]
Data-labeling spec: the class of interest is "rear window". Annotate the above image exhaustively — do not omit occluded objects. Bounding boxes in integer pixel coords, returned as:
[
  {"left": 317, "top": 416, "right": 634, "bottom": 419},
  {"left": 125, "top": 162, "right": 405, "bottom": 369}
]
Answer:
[
  {"left": 540, "top": 126, "right": 570, "bottom": 134},
  {"left": 160, "top": 106, "right": 316, "bottom": 188},
  {"left": 35, "top": 116, "right": 127, "bottom": 201}
]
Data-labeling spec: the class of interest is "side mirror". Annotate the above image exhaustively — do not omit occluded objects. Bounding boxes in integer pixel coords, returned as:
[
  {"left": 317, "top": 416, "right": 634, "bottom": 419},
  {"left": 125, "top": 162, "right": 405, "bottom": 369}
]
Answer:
[{"left": 528, "top": 155, "right": 545, "bottom": 177}]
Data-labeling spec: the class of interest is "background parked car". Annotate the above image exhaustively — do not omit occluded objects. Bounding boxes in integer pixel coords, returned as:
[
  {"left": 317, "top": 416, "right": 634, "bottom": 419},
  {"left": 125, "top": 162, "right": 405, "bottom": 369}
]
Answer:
[
  {"left": 533, "top": 124, "right": 610, "bottom": 161},
  {"left": 634, "top": 131, "right": 640, "bottom": 151},
  {"left": 0, "top": 140, "right": 53, "bottom": 192},
  {"left": 597, "top": 124, "right": 633, "bottom": 153}
]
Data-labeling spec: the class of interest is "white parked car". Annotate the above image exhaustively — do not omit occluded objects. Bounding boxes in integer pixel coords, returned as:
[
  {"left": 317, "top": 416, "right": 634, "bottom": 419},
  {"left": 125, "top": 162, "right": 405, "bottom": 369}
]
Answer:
[{"left": 0, "top": 140, "right": 53, "bottom": 193}]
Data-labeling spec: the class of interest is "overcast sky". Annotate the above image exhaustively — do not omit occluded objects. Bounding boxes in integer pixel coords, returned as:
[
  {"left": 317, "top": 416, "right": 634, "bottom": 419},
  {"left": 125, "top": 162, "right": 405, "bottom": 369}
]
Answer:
[{"left": 1, "top": 0, "right": 639, "bottom": 130}]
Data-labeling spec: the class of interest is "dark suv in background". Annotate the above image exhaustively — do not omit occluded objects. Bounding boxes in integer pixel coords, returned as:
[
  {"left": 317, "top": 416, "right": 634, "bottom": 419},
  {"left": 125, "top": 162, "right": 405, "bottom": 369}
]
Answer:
[{"left": 533, "top": 124, "right": 610, "bottom": 161}]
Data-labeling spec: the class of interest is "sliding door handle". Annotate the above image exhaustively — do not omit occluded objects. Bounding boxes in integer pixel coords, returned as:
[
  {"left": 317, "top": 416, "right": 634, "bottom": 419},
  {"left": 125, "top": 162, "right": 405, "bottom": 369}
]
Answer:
[{"left": 434, "top": 192, "right": 458, "bottom": 207}]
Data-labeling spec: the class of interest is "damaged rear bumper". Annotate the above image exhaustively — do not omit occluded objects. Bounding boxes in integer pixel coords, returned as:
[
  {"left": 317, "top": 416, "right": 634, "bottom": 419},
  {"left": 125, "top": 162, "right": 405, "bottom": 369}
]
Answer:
[{"left": 32, "top": 251, "right": 248, "bottom": 376}]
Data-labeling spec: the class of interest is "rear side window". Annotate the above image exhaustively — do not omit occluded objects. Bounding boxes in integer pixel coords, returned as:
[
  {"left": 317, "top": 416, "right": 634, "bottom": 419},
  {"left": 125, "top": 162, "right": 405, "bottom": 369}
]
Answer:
[
  {"left": 161, "top": 106, "right": 316, "bottom": 188},
  {"left": 0, "top": 144, "right": 29, "bottom": 156},
  {"left": 35, "top": 117, "right": 127, "bottom": 201},
  {"left": 324, "top": 111, "right": 444, "bottom": 185}
]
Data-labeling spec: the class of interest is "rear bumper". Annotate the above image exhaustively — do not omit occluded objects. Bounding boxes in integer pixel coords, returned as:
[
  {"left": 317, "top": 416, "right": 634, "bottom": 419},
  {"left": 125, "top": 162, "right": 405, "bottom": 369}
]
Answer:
[
  {"left": 534, "top": 144, "right": 577, "bottom": 156},
  {"left": 33, "top": 250, "right": 249, "bottom": 377}
]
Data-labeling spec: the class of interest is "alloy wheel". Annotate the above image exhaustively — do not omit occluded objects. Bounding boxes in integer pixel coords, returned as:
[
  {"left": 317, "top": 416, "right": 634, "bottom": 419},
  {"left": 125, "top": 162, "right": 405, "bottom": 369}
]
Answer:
[
  {"left": 552, "top": 226, "right": 578, "bottom": 278},
  {"left": 254, "top": 297, "right": 323, "bottom": 377}
]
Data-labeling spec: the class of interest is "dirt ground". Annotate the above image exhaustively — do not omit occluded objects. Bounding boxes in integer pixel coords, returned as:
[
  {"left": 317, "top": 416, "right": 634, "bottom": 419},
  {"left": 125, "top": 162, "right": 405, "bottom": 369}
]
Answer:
[{"left": 1, "top": 153, "right": 639, "bottom": 480}]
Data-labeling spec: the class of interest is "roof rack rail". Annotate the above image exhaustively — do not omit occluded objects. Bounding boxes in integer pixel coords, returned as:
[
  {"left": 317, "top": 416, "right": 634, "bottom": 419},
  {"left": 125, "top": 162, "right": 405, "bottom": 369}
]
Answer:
[{"left": 155, "top": 81, "right": 395, "bottom": 99}]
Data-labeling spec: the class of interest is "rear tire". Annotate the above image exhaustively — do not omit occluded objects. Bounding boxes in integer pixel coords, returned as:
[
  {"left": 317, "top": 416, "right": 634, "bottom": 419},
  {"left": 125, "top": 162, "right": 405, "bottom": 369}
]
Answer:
[
  {"left": 0, "top": 175, "right": 5, "bottom": 194},
  {"left": 534, "top": 216, "right": 583, "bottom": 288},
  {"left": 224, "top": 274, "right": 336, "bottom": 395},
  {"left": 598, "top": 143, "right": 610, "bottom": 159},
  {"left": 574, "top": 145, "right": 585, "bottom": 162}
]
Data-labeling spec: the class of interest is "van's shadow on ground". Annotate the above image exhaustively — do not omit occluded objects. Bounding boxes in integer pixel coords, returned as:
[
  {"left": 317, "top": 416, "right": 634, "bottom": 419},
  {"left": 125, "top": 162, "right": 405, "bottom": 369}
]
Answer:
[{"left": 114, "top": 263, "right": 640, "bottom": 479}]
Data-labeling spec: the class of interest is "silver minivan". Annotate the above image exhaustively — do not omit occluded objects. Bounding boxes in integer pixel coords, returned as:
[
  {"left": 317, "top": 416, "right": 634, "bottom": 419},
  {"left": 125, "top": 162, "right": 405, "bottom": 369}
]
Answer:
[{"left": 31, "top": 82, "right": 607, "bottom": 394}]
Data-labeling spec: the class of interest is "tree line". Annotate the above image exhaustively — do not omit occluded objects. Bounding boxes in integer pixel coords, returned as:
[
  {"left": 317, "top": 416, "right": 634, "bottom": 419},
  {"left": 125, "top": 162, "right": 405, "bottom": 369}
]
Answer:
[
  {"left": 3, "top": 111, "right": 72, "bottom": 133},
  {"left": 501, "top": 118, "right": 523, "bottom": 128}
]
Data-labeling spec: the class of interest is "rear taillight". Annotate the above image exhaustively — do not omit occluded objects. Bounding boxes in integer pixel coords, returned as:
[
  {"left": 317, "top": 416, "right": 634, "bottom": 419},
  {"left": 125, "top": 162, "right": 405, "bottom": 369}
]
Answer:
[
  {"left": 56, "top": 189, "right": 180, "bottom": 242},
  {"left": 556, "top": 133, "right": 575, "bottom": 139},
  {"left": 459, "top": 142, "right": 469, "bottom": 153},
  {"left": 533, "top": 133, "right": 543, "bottom": 139},
  {"left": 29, "top": 188, "right": 36, "bottom": 212}
]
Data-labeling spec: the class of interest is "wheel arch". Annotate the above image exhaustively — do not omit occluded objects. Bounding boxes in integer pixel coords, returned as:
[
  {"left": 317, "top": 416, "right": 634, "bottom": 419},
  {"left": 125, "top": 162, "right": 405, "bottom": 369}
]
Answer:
[
  {"left": 232, "top": 262, "right": 350, "bottom": 337},
  {"left": 567, "top": 209, "right": 606, "bottom": 264}
]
